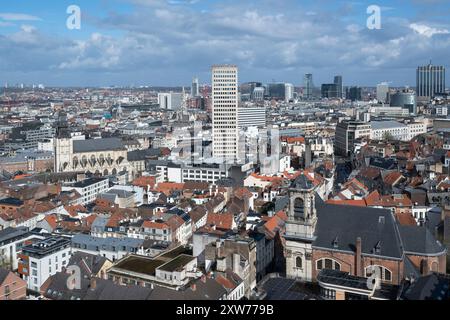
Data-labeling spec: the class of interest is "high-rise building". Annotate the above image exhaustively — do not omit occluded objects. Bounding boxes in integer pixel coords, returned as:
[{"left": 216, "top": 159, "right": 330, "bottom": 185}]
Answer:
[
  {"left": 376, "top": 82, "right": 389, "bottom": 103},
  {"left": 321, "top": 83, "right": 339, "bottom": 99},
  {"left": 285, "top": 83, "right": 294, "bottom": 102},
  {"left": 390, "top": 89, "right": 417, "bottom": 115},
  {"left": 417, "top": 64, "right": 446, "bottom": 98},
  {"left": 267, "top": 83, "right": 287, "bottom": 100},
  {"left": 304, "top": 74, "right": 313, "bottom": 97},
  {"left": 334, "top": 76, "right": 343, "bottom": 99},
  {"left": 304, "top": 74, "right": 314, "bottom": 99},
  {"left": 191, "top": 77, "right": 199, "bottom": 97},
  {"left": 346, "top": 87, "right": 362, "bottom": 102},
  {"left": 212, "top": 65, "right": 239, "bottom": 162}
]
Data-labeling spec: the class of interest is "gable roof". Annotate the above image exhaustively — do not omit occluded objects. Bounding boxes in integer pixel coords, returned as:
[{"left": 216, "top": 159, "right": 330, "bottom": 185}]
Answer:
[
  {"left": 313, "top": 201, "right": 404, "bottom": 259},
  {"left": 398, "top": 225, "right": 447, "bottom": 256},
  {"left": 73, "top": 138, "right": 125, "bottom": 153}
]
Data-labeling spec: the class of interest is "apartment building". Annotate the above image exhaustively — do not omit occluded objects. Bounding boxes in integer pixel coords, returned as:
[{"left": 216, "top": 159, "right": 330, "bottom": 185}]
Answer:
[{"left": 18, "top": 237, "right": 72, "bottom": 292}]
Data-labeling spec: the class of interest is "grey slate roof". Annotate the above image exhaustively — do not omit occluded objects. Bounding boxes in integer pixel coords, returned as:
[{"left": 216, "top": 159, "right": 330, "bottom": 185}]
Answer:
[
  {"left": 398, "top": 225, "right": 446, "bottom": 255},
  {"left": 401, "top": 273, "right": 450, "bottom": 300},
  {"left": 68, "top": 251, "right": 110, "bottom": 277},
  {"left": 73, "top": 138, "right": 125, "bottom": 153},
  {"left": 72, "top": 234, "right": 144, "bottom": 252},
  {"left": 91, "top": 216, "right": 108, "bottom": 232},
  {"left": 0, "top": 226, "right": 29, "bottom": 245},
  {"left": 313, "top": 201, "right": 404, "bottom": 259}
]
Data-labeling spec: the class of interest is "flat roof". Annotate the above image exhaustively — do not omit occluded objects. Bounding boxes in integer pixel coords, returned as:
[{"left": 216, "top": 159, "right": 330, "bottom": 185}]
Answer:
[
  {"left": 72, "top": 177, "right": 108, "bottom": 189},
  {"left": 113, "top": 255, "right": 166, "bottom": 276},
  {"left": 159, "top": 246, "right": 192, "bottom": 260},
  {"left": 157, "top": 254, "right": 195, "bottom": 272}
]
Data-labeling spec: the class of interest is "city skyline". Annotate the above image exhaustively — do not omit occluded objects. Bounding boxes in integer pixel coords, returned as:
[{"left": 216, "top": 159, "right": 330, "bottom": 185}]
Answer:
[{"left": 0, "top": 0, "right": 449, "bottom": 87}]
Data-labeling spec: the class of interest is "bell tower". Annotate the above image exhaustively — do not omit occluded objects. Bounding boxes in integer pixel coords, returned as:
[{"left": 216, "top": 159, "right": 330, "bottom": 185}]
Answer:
[{"left": 285, "top": 174, "right": 318, "bottom": 282}]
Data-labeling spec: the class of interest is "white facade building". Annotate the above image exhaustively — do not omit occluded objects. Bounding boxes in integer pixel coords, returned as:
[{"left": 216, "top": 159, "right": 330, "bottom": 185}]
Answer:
[
  {"left": 19, "top": 237, "right": 72, "bottom": 291},
  {"left": 62, "top": 178, "right": 109, "bottom": 205},
  {"left": 212, "top": 65, "right": 239, "bottom": 162},
  {"left": 370, "top": 121, "right": 409, "bottom": 141},
  {"left": 158, "top": 92, "right": 183, "bottom": 110},
  {"left": 238, "top": 106, "right": 267, "bottom": 128}
]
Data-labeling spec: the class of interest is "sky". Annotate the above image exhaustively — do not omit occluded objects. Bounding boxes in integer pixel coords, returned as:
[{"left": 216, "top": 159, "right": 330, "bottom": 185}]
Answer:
[{"left": 0, "top": 0, "right": 449, "bottom": 87}]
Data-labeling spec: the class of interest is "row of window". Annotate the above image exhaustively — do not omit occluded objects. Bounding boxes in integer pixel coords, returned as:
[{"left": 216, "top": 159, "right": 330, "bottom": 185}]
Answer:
[{"left": 295, "top": 257, "right": 393, "bottom": 282}]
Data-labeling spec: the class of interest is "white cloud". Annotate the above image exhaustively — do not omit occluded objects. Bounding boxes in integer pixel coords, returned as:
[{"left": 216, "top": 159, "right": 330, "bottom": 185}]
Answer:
[
  {"left": 0, "top": 13, "right": 41, "bottom": 21},
  {"left": 409, "top": 23, "right": 449, "bottom": 37}
]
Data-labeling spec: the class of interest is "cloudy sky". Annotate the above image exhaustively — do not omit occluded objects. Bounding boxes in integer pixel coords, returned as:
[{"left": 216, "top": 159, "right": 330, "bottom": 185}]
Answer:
[{"left": 0, "top": 0, "right": 449, "bottom": 87}]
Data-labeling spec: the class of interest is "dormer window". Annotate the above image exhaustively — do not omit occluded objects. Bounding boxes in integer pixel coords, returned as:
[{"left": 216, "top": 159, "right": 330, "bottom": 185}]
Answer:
[
  {"left": 332, "top": 236, "right": 339, "bottom": 249},
  {"left": 374, "top": 241, "right": 382, "bottom": 254}
]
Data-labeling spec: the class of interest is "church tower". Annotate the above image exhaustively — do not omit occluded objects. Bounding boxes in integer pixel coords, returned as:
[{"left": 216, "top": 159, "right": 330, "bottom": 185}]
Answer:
[{"left": 284, "top": 174, "right": 318, "bottom": 282}]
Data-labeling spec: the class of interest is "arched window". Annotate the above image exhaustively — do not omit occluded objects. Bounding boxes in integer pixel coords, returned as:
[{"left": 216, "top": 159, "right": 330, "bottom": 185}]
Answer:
[
  {"left": 112, "top": 168, "right": 117, "bottom": 175},
  {"left": 316, "top": 258, "right": 341, "bottom": 271},
  {"left": 99, "top": 154, "right": 105, "bottom": 166},
  {"left": 296, "top": 256, "right": 302, "bottom": 269},
  {"left": 103, "top": 169, "right": 109, "bottom": 176},
  {"left": 364, "top": 265, "right": 392, "bottom": 282},
  {"left": 81, "top": 156, "right": 87, "bottom": 167},
  {"left": 73, "top": 157, "right": 79, "bottom": 168}
]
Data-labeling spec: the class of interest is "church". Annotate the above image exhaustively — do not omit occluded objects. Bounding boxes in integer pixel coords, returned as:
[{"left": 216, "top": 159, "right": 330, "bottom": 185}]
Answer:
[{"left": 284, "top": 174, "right": 447, "bottom": 286}]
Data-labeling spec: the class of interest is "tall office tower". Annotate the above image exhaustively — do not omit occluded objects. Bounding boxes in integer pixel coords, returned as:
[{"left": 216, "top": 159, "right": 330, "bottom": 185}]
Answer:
[
  {"left": 285, "top": 83, "right": 294, "bottom": 102},
  {"left": 212, "top": 65, "right": 239, "bottom": 162},
  {"left": 304, "top": 74, "right": 314, "bottom": 99},
  {"left": 376, "top": 82, "right": 389, "bottom": 103},
  {"left": 417, "top": 64, "right": 446, "bottom": 98},
  {"left": 334, "top": 75, "right": 343, "bottom": 98},
  {"left": 321, "top": 83, "right": 338, "bottom": 98},
  {"left": 191, "top": 77, "right": 199, "bottom": 97},
  {"left": 346, "top": 87, "right": 362, "bottom": 102}
]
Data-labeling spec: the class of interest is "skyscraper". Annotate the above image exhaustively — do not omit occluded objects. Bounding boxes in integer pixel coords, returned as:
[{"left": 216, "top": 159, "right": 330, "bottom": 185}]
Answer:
[
  {"left": 285, "top": 83, "right": 294, "bottom": 102},
  {"left": 376, "top": 82, "right": 389, "bottom": 103},
  {"left": 304, "top": 74, "right": 314, "bottom": 100},
  {"left": 417, "top": 64, "right": 446, "bottom": 98},
  {"left": 212, "top": 65, "right": 239, "bottom": 162},
  {"left": 334, "top": 75, "right": 343, "bottom": 99},
  {"left": 191, "top": 77, "right": 199, "bottom": 97}
]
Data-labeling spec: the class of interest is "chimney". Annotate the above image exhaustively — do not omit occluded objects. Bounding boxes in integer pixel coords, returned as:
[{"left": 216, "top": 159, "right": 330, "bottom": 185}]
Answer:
[
  {"left": 355, "top": 237, "right": 362, "bottom": 277},
  {"left": 201, "top": 274, "right": 207, "bottom": 283},
  {"left": 191, "top": 283, "right": 197, "bottom": 291},
  {"left": 90, "top": 277, "right": 97, "bottom": 290}
]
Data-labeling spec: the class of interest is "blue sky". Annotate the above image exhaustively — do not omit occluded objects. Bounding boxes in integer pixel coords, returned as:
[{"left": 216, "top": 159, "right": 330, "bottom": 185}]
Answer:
[{"left": 0, "top": 0, "right": 449, "bottom": 87}]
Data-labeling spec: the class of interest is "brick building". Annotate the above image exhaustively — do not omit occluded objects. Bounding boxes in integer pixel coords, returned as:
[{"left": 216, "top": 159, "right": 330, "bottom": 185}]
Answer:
[{"left": 284, "top": 175, "right": 447, "bottom": 289}]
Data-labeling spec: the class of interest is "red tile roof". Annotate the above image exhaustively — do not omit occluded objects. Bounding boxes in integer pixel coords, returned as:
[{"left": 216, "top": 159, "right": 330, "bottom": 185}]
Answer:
[{"left": 206, "top": 213, "right": 234, "bottom": 230}]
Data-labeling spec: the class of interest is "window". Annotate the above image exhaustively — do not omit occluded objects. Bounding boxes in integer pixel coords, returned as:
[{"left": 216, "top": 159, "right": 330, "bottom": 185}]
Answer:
[
  {"left": 316, "top": 258, "right": 341, "bottom": 271},
  {"left": 296, "top": 256, "right": 303, "bottom": 269},
  {"left": 364, "top": 265, "right": 392, "bottom": 282}
]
